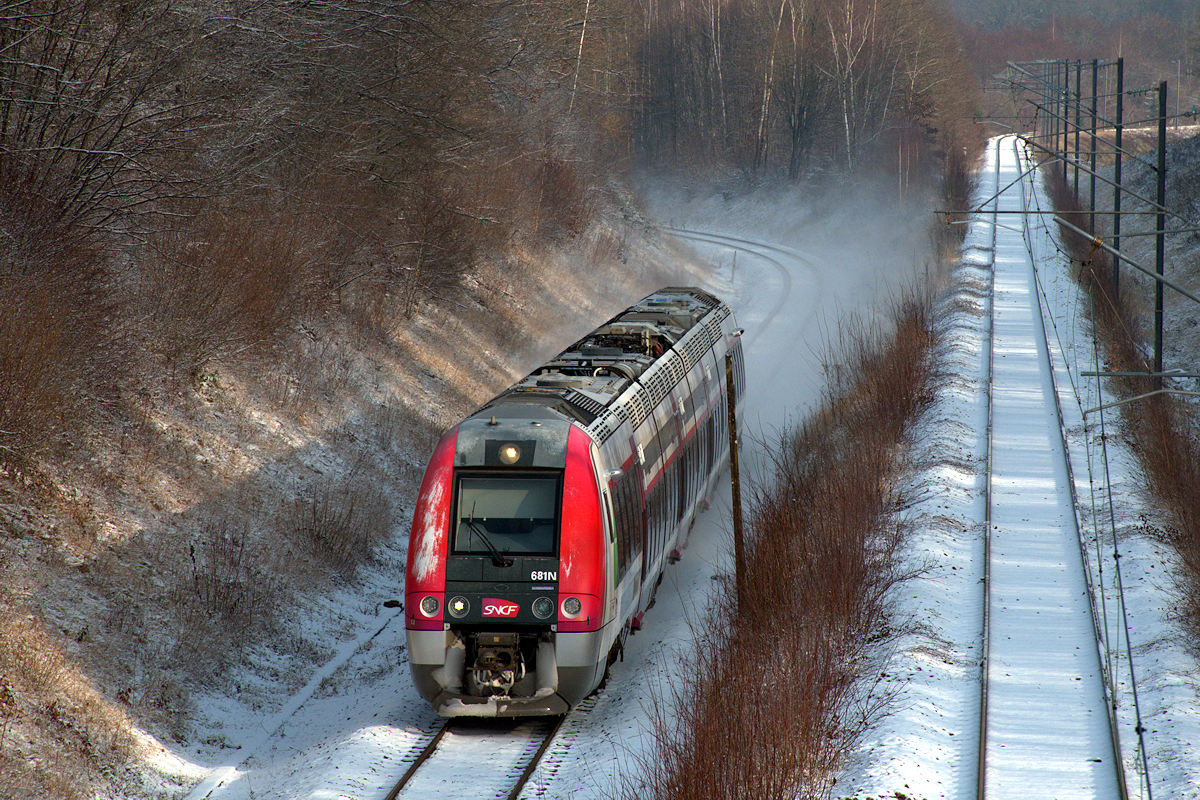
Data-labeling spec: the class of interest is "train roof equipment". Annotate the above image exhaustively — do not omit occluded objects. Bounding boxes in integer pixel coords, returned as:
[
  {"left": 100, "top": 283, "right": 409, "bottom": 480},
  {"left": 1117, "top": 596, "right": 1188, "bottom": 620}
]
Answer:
[{"left": 477, "top": 287, "right": 731, "bottom": 436}]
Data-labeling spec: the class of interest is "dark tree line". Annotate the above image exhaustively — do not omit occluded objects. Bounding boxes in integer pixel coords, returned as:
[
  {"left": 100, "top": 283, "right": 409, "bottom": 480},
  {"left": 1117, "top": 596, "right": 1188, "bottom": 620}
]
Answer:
[{"left": 629, "top": 0, "right": 980, "bottom": 177}]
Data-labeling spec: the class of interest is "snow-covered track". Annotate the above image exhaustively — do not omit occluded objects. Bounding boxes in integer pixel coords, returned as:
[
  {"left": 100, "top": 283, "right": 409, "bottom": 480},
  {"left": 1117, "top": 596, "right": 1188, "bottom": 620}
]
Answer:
[
  {"left": 384, "top": 715, "right": 565, "bottom": 800},
  {"left": 660, "top": 226, "right": 811, "bottom": 351},
  {"left": 973, "top": 135, "right": 1128, "bottom": 799}
]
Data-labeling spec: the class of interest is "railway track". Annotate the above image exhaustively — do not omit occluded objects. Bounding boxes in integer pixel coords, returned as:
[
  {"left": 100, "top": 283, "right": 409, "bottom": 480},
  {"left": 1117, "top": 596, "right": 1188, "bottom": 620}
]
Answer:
[
  {"left": 660, "top": 226, "right": 811, "bottom": 353},
  {"left": 973, "top": 135, "right": 1128, "bottom": 799},
  {"left": 383, "top": 715, "right": 565, "bottom": 800}
]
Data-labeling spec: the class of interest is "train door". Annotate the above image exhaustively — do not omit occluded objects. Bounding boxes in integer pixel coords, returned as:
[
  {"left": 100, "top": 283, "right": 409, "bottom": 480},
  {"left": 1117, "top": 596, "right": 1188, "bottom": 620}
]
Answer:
[
  {"left": 634, "top": 420, "right": 656, "bottom": 595},
  {"left": 676, "top": 373, "right": 698, "bottom": 523},
  {"left": 594, "top": 444, "right": 619, "bottom": 624},
  {"left": 670, "top": 390, "right": 687, "bottom": 524}
]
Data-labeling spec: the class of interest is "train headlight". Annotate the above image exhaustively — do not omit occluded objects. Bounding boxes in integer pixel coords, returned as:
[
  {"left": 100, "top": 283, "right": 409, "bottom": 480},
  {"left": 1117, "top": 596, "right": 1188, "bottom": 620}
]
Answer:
[
  {"left": 419, "top": 595, "right": 441, "bottom": 618},
  {"left": 532, "top": 596, "right": 554, "bottom": 619},
  {"left": 560, "top": 596, "right": 583, "bottom": 619},
  {"left": 448, "top": 596, "right": 469, "bottom": 618},
  {"left": 498, "top": 443, "right": 521, "bottom": 465}
]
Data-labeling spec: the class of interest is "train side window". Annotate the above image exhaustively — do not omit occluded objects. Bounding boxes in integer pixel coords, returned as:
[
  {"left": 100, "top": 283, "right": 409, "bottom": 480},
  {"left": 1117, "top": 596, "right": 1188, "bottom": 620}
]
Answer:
[
  {"left": 623, "top": 476, "right": 639, "bottom": 570},
  {"left": 692, "top": 438, "right": 700, "bottom": 502},
  {"left": 702, "top": 416, "right": 712, "bottom": 474},
  {"left": 613, "top": 476, "right": 629, "bottom": 575},
  {"left": 634, "top": 476, "right": 647, "bottom": 562},
  {"left": 708, "top": 416, "right": 716, "bottom": 471},
  {"left": 644, "top": 432, "right": 662, "bottom": 474},
  {"left": 643, "top": 483, "right": 657, "bottom": 577}
]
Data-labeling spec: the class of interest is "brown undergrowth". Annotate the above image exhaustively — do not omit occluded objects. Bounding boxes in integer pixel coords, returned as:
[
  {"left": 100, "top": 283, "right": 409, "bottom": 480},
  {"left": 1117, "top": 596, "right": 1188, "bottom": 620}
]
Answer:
[
  {"left": 1046, "top": 171, "right": 1200, "bottom": 648},
  {"left": 0, "top": 586, "right": 136, "bottom": 800},
  {"left": 625, "top": 295, "right": 936, "bottom": 800}
]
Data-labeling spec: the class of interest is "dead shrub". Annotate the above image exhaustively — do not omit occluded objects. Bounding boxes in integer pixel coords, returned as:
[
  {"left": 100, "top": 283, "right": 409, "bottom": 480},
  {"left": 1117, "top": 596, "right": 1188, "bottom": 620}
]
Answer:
[
  {"left": 0, "top": 168, "right": 128, "bottom": 466},
  {"left": 535, "top": 152, "right": 594, "bottom": 241},
  {"left": 172, "top": 523, "right": 277, "bottom": 637},
  {"left": 397, "top": 180, "right": 481, "bottom": 318},
  {"left": 281, "top": 472, "right": 393, "bottom": 577},
  {"left": 143, "top": 205, "right": 327, "bottom": 381},
  {"left": 0, "top": 2, "right": 183, "bottom": 232},
  {"left": 627, "top": 297, "right": 934, "bottom": 800}
]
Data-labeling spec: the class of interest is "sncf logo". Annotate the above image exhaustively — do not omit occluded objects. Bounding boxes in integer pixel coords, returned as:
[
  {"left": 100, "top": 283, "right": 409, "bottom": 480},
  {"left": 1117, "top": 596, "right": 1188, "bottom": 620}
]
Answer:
[{"left": 482, "top": 598, "right": 520, "bottom": 618}]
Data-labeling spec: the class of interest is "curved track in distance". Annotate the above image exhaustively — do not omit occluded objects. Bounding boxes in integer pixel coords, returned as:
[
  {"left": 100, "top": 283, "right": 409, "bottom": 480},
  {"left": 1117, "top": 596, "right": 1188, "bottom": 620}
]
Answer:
[{"left": 661, "top": 226, "right": 817, "bottom": 352}]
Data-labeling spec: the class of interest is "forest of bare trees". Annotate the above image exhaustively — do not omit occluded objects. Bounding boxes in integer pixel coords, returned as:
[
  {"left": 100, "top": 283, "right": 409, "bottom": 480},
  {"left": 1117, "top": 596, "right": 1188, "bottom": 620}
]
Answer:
[
  {"left": 0, "top": 0, "right": 977, "bottom": 467},
  {"left": 633, "top": 0, "right": 978, "bottom": 177}
]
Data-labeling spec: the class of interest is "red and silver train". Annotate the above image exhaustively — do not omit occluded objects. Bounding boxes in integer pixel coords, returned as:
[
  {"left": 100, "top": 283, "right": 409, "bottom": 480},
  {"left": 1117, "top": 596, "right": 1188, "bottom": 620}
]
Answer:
[{"left": 404, "top": 287, "right": 744, "bottom": 716}]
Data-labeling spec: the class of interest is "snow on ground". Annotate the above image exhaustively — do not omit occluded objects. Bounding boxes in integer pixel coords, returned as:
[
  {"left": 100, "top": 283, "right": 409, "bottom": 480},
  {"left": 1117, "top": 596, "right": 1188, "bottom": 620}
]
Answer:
[
  {"left": 153, "top": 175, "right": 936, "bottom": 800},
  {"left": 152, "top": 141, "right": 1200, "bottom": 800},
  {"left": 837, "top": 136, "right": 1200, "bottom": 799}
]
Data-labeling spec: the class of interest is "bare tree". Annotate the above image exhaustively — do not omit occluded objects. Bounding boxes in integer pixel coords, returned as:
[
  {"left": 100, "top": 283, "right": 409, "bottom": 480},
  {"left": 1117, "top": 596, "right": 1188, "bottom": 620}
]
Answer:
[{"left": 0, "top": 1, "right": 189, "bottom": 231}]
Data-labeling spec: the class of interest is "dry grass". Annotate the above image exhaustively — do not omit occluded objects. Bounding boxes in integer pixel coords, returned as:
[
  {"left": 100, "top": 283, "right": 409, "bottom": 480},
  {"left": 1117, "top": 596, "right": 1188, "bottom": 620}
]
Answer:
[
  {"left": 625, "top": 296, "right": 935, "bottom": 800},
  {"left": 0, "top": 586, "right": 135, "bottom": 800},
  {"left": 1046, "top": 171, "right": 1200, "bottom": 647}
]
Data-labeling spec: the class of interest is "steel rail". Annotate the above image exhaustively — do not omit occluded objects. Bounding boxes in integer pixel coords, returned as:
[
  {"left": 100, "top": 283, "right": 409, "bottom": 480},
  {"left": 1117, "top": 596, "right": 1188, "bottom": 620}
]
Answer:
[
  {"left": 975, "top": 137, "right": 1000, "bottom": 800},
  {"left": 382, "top": 722, "right": 451, "bottom": 800},
  {"left": 506, "top": 714, "right": 567, "bottom": 800}
]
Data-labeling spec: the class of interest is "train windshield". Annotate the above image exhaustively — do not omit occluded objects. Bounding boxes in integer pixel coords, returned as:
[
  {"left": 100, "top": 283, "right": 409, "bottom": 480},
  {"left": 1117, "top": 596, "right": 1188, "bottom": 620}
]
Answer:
[{"left": 453, "top": 474, "right": 559, "bottom": 556}]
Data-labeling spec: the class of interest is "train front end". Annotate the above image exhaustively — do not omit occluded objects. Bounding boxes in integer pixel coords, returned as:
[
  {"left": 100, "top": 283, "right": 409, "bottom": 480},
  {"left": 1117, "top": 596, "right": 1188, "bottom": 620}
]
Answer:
[{"left": 404, "top": 411, "right": 608, "bottom": 717}]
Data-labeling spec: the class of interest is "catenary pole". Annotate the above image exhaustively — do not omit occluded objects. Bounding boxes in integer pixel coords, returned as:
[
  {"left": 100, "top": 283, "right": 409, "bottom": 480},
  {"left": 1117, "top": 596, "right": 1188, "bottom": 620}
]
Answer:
[
  {"left": 1080, "top": 59, "right": 1089, "bottom": 196},
  {"left": 725, "top": 350, "right": 746, "bottom": 608},
  {"left": 1154, "top": 81, "right": 1167, "bottom": 383},
  {"left": 1090, "top": 59, "right": 1098, "bottom": 233},
  {"left": 1062, "top": 61, "right": 1070, "bottom": 182},
  {"left": 1113, "top": 58, "right": 1124, "bottom": 297}
]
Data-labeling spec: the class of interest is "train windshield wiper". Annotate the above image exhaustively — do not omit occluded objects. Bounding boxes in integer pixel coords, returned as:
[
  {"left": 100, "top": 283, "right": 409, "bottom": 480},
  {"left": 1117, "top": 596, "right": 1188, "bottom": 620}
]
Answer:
[{"left": 466, "top": 515, "right": 513, "bottom": 568}]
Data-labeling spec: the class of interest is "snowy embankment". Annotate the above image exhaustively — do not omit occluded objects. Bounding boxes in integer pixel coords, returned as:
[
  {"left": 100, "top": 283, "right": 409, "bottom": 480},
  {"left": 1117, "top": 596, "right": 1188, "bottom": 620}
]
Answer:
[{"left": 838, "top": 136, "right": 1200, "bottom": 799}]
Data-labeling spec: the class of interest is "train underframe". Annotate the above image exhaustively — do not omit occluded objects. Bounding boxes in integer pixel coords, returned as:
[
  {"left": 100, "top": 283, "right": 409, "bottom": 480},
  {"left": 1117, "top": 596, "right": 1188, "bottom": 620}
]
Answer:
[{"left": 408, "top": 626, "right": 609, "bottom": 717}]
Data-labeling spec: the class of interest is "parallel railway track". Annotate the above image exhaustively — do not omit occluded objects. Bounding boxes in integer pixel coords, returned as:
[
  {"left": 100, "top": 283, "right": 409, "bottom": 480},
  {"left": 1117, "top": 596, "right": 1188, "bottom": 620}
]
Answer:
[{"left": 973, "top": 135, "right": 1128, "bottom": 799}]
